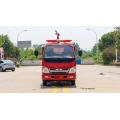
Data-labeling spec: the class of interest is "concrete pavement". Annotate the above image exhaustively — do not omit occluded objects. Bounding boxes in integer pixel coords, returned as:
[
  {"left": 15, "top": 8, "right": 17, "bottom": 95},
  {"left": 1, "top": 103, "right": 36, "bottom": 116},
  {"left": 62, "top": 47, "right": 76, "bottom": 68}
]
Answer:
[{"left": 0, "top": 65, "right": 120, "bottom": 93}]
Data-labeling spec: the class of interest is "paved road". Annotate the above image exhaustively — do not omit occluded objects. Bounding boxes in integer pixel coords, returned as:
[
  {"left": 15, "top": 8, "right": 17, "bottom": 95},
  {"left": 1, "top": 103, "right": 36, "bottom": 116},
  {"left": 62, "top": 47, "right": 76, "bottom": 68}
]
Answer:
[{"left": 0, "top": 65, "right": 120, "bottom": 93}]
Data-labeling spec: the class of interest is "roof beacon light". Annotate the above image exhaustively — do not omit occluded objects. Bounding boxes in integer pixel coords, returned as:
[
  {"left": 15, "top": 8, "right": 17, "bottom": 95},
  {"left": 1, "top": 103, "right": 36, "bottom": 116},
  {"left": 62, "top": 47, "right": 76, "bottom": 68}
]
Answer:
[{"left": 46, "top": 40, "right": 72, "bottom": 43}]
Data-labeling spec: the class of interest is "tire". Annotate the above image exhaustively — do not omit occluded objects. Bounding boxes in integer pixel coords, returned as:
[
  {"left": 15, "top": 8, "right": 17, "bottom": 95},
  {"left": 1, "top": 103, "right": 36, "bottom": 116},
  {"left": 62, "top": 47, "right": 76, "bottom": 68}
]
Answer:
[
  {"left": 71, "top": 80, "right": 75, "bottom": 86},
  {"left": 12, "top": 68, "right": 15, "bottom": 72},
  {"left": 0, "top": 67, "right": 2, "bottom": 72},
  {"left": 0, "top": 67, "right": 5, "bottom": 72},
  {"left": 43, "top": 81, "right": 47, "bottom": 86}
]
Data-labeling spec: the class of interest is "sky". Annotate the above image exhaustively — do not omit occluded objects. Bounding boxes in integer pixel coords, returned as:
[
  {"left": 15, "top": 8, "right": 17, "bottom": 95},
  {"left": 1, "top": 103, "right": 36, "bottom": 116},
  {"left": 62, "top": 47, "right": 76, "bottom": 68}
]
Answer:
[{"left": 0, "top": 26, "right": 114, "bottom": 50}]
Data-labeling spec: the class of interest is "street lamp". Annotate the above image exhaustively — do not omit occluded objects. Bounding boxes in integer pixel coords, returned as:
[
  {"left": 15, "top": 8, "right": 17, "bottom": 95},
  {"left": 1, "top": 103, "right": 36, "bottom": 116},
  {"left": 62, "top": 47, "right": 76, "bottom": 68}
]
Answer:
[
  {"left": 17, "top": 30, "right": 28, "bottom": 47},
  {"left": 114, "top": 27, "right": 120, "bottom": 63},
  {"left": 114, "top": 35, "right": 118, "bottom": 63},
  {"left": 87, "top": 28, "right": 99, "bottom": 63}
]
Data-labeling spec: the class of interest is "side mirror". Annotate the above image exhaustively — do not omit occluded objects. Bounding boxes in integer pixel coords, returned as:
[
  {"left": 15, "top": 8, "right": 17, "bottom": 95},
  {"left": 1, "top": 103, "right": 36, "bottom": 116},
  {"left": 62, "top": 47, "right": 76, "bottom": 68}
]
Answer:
[
  {"left": 42, "top": 46, "right": 44, "bottom": 56},
  {"left": 34, "top": 50, "right": 39, "bottom": 57},
  {"left": 78, "top": 50, "right": 82, "bottom": 56}
]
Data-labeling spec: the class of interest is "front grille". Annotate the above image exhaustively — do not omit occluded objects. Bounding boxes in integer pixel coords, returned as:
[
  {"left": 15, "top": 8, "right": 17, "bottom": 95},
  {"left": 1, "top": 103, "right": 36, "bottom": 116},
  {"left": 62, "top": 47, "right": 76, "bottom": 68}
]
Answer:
[
  {"left": 50, "top": 72, "right": 68, "bottom": 74},
  {"left": 50, "top": 69, "right": 69, "bottom": 74}
]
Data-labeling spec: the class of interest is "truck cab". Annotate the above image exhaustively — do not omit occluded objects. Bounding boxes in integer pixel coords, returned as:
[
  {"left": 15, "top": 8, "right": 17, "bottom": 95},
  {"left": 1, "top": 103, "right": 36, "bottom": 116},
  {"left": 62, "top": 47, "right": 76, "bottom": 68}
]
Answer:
[{"left": 42, "top": 40, "right": 82, "bottom": 86}]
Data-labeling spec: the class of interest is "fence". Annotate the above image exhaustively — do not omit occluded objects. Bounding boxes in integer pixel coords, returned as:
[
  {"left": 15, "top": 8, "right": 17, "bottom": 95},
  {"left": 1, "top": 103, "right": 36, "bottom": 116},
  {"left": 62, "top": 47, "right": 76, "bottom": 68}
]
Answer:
[{"left": 21, "top": 60, "right": 42, "bottom": 66}]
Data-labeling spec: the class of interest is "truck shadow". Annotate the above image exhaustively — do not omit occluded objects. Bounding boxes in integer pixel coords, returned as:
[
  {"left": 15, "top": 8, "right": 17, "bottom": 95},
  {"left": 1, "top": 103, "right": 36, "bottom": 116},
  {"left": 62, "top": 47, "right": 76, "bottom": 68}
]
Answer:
[{"left": 40, "top": 81, "right": 76, "bottom": 89}]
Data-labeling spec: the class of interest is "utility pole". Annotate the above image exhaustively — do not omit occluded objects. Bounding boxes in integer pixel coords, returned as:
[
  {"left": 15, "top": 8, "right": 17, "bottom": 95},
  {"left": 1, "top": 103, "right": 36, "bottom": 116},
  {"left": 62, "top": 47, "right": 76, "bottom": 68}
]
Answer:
[
  {"left": 87, "top": 28, "right": 99, "bottom": 64},
  {"left": 114, "top": 27, "right": 120, "bottom": 63}
]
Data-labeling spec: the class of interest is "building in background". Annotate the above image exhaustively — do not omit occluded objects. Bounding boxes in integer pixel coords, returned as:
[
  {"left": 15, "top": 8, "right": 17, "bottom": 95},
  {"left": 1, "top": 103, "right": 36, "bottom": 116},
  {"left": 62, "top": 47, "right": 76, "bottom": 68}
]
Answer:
[
  {"left": 17, "top": 41, "right": 31, "bottom": 49},
  {"left": 0, "top": 48, "right": 4, "bottom": 60},
  {"left": 33, "top": 44, "right": 39, "bottom": 49}
]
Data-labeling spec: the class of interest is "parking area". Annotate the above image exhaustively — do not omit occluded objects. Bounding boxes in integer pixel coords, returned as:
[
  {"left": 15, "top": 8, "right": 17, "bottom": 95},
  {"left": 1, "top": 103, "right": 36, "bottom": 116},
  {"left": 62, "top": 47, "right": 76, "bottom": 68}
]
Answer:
[{"left": 0, "top": 65, "right": 120, "bottom": 93}]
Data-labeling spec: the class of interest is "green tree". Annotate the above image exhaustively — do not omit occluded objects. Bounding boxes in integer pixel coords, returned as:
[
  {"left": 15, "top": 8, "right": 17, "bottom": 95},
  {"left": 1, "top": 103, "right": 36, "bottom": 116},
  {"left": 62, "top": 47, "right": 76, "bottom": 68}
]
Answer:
[
  {"left": 96, "top": 28, "right": 120, "bottom": 64},
  {"left": 0, "top": 34, "right": 5, "bottom": 47},
  {"left": 102, "top": 46, "right": 116, "bottom": 64},
  {"left": 14, "top": 47, "right": 20, "bottom": 60},
  {"left": 0, "top": 34, "right": 20, "bottom": 60},
  {"left": 99, "top": 32, "right": 114, "bottom": 51},
  {"left": 2, "top": 35, "right": 15, "bottom": 58}
]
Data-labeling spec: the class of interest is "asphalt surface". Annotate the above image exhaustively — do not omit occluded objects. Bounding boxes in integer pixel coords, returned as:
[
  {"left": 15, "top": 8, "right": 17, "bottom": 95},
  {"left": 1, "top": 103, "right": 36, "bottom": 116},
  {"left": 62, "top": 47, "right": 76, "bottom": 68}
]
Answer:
[{"left": 0, "top": 65, "right": 120, "bottom": 93}]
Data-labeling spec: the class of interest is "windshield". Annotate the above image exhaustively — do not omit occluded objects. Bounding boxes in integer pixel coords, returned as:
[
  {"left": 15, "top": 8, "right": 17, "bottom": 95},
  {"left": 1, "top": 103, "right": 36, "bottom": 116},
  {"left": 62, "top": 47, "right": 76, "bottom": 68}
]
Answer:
[{"left": 44, "top": 45, "right": 75, "bottom": 63}]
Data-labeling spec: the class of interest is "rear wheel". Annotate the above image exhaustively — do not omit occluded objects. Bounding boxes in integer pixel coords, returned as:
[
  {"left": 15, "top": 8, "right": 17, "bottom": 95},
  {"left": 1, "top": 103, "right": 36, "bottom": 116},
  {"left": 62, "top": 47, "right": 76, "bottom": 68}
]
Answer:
[
  {"left": 71, "top": 80, "right": 75, "bottom": 86},
  {"left": 43, "top": 81, "right": 47, "bottom": 86}
]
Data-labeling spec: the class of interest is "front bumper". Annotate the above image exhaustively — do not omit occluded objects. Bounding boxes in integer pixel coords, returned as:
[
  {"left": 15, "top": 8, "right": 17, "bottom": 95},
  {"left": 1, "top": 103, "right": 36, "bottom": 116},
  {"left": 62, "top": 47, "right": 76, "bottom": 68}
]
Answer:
[{"left": 42, "top": 74, "right": 76, "bottom": 81}]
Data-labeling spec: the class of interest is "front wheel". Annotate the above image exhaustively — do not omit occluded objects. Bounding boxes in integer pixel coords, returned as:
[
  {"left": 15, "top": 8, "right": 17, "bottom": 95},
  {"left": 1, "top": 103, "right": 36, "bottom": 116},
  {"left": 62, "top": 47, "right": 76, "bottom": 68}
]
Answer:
[
  {"left": 12, "top": 68, "right": 15, "bottom": 72},
  {"left": 43, "top": 81, "right": 47, "bottom": 86},
  {"left": 0, "top": 67, "right": 5, "bottom": 72},
  {"left": 71, "top": 80, "right": 75, "bottom": 86}
]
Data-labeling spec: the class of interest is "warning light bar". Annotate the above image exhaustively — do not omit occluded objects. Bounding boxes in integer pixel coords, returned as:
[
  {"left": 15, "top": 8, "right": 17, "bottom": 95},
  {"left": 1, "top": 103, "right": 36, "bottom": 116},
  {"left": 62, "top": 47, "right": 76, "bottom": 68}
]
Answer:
[{"left": 46, "top": 40, "right": 72, "bottom": 42}]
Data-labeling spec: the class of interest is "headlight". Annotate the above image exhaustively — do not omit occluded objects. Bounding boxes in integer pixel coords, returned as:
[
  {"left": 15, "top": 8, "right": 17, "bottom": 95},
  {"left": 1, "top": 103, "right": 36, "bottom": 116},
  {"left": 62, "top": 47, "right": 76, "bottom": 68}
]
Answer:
[
  {"left": 69, "top": 67, "right": 76, "bottom": 73},
  {"left": 42, "top": 67, "right": 49, "bottom": 73}
]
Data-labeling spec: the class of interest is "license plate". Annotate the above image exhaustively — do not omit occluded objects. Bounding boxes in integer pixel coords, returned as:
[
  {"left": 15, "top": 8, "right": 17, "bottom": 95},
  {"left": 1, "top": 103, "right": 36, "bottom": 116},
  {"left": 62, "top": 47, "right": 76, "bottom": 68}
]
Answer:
[{"left": 55, "top": 76, "right": 60, "bottom": 78}]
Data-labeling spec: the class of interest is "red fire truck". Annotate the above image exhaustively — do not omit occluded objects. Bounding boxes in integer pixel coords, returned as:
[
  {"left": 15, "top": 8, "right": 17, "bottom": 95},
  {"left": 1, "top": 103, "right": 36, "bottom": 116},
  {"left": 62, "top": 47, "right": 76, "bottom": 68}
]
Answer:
[{"left": 41, "top": 39, "right": 82, "bottom": 86}]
